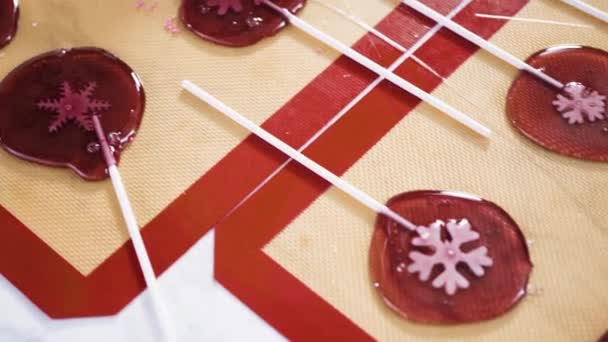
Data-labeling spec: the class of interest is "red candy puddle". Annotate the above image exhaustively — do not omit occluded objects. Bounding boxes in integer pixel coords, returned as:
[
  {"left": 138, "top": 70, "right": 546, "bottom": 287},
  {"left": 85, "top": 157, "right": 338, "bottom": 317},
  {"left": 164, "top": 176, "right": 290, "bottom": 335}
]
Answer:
[
  {"left": 0, "top": 47, "right": 145, "bottom": 180},
  {"left": 0, "top": 0, "right": 19, "bottom": 49},
  {"left": 370, "top": 191, "right": 532, "bottom": 324},
  {"left": 180, "top": 0, "right": 306, "bottom": 46},
  {"left": 507, "top": 46, "right": 608, "bottom": 162}
]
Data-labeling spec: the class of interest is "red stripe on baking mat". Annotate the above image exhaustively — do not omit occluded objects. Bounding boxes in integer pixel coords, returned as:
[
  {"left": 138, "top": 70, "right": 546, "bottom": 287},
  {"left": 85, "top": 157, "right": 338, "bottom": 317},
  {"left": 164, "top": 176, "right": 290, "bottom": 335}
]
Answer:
[{"left": 215, "top": 0, "right": 529, "bottom": 340}]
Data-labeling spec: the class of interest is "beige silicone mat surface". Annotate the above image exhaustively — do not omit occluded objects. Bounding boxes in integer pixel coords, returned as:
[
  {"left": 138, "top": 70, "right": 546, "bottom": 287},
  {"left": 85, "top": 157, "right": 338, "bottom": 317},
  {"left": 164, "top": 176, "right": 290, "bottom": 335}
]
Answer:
[
  {"left": 0, "top": 0, "right": 395, "bottom": 275},
  {"left": 265, "top": 0, "right": 608, "bottom": 341}
]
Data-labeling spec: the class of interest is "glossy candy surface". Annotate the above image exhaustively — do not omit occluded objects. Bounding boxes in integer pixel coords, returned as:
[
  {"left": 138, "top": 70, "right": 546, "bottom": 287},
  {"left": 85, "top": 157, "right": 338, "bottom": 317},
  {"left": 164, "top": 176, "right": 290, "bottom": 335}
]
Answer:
[
  {"left": 0, "top": 47, "right": 145, "bottom": 180},
  {"left": 370, "top": 191, "right": 532, "bottom": 324}
]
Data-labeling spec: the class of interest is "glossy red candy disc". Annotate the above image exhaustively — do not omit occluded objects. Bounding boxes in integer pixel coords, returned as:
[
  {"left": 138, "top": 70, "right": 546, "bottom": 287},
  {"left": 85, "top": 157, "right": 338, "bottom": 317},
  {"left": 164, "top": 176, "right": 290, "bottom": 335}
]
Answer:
[
  {"left": 0, "top": 47, "right": 145, "bottom": 180},
  {"left": 370, "top": 191, "right": 532, "bottom": 324},
  {"left": 0, "top": 0, "right": 19, "bottom": 49},
  {"left": 507, "top": 46, "right": 608, "bottom": 162},
  {"left": 180, "top": 0, "right": 306, "bottom": 46}
]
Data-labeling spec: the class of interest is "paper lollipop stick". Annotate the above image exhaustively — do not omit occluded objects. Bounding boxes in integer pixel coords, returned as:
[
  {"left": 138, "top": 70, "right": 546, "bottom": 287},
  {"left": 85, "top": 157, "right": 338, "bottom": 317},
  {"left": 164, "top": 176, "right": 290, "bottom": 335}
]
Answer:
[
  {"left": 92, "top": 116, "right": 175, "bottom": 342},
  {"left": 260, "top": 0, "right": 491, "bottom": 138},
  {"left": 312, "top": 0, "right": 445, "bottom": 80},
  {"left": 182, "top": 80, "right": 418, "bottom": 231},
  {"left": 402, "top": 0, "right": 564, "bottom": 90},
  {"left": 560, "top": 0, "right": 608, "bottom": 24},
  {"left": 313, "top": 0, "right": 482, "bottom": 109}
]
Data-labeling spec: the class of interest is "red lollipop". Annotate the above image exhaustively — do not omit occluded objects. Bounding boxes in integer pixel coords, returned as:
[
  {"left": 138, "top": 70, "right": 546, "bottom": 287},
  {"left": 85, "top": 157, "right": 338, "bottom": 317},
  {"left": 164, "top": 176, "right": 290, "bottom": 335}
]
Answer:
[
  {"left": 507, "top": 46, "right": 608, "bottom": 162},
  {"left": 180, "top": 0, "right": 306, "bottom": 46},
  {"left": 0, "top": 48, "right": 174, "bottom": 338},
  {"left": 370, "top": 191, "right": 532, "bottom": 324},
  {"left": 0, "top": 47, "right": 144, "bottom": 180},
  {"left": 0, "top": 0, "right": 19, "bottom": 49}
]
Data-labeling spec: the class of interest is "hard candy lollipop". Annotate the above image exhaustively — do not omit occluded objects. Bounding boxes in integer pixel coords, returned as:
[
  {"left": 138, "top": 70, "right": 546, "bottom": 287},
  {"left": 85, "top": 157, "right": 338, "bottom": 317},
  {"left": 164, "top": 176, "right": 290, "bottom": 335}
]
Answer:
[
  {"left": 0, "top": 48, "right": 143, "bottom": 179},
  {"left": 179, "top": 0, "right": 492, "bottom": 138},
  {"left": 180, "top": 0, "right": 305, "bottom": 46},
  {"left": 403, "top": 0, "right": 608, "bottom": 162},
  {"left": 507, "top": 46, "right": 608, "bottom": 161},
  {"left": 0, "top": 0, "right": 19, "bottom": 49},
  {"left": 0, "top": 47, "right": 174, "bottom": 340},
  {"left": 182, "top": 80, "right": 533, "bottom": 324}
]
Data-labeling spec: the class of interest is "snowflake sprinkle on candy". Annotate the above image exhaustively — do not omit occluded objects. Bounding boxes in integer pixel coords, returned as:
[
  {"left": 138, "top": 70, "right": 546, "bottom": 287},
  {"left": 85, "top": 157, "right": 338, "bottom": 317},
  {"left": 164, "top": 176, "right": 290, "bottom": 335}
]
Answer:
[
  {"left": 408, "top": 219, "right": 493, "bottom": 296},
  {"left": 37, "top": 81, "right": 111, "bottom": 133},
  {"left": 207, "top": 0, "right": 264, "bottom": 15},
  {"left": 553, "top": 82, "right": 606, "bottom": 125}
]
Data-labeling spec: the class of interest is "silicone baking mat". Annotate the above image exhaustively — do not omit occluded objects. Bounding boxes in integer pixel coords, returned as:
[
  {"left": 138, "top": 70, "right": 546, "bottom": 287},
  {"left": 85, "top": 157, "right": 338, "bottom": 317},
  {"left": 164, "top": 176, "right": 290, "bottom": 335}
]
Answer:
[{"left": 0, "top": 0, "right": 606, "bottom": 340}]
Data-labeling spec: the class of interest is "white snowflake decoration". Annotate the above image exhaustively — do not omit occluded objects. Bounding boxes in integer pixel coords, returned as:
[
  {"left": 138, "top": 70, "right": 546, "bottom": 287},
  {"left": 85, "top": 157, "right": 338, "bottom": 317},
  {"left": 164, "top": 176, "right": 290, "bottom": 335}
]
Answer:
[
  {"left": 552, "top": 83, "right": 606, "bottom": 124},
  {"left": 408, "top": 219, "right": 493, "bottom": 296}
]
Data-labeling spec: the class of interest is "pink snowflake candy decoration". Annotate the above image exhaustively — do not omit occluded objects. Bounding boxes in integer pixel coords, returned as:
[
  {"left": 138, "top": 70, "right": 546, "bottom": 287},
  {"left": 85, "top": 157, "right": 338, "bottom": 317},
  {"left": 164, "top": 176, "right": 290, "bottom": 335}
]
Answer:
[
  {"left": 408, "top": 219, "right": 493, "bottom": 296},
  {"left": 552, "top": 82, "right": 606, "bottom": 125},
  {"left": 37, "top": 81, "right": 111, "bottom": 133},
  {"left": 207, "top": 0, "right": 264, "bottom": 15}
]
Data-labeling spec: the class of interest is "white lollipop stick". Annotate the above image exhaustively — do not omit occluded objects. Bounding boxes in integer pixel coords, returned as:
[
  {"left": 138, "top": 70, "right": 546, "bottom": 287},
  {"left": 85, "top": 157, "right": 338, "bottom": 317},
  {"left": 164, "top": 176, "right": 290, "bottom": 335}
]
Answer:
[
  {"left": 312, "top": 0, "right": 445, "bottom": 80},
  {"left": 561, "top": 0, "right": 608, "bottom": 24},
  {"left": 181, "top": 80, "right": 419, "bottom": 232},
  {"left": 261, "top": 0, "right": 491, "bottom": 138},
  {"left": 402, "top": 0, "right": 564, "bottom": 90},
  {"left": 92, "top": 116, "right": 175, "bottom": 342},
  {"left": 475, "top": 13, "right": 593, "bottom": 28}
]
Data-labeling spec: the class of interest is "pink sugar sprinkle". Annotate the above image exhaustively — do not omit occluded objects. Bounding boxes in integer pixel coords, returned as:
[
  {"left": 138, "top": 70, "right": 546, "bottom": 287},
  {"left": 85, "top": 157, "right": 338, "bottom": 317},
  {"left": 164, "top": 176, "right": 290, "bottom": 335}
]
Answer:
[
  {"left": 135, "top": 0, "right": 146, "bottom": 10},
  {"left": 164, "top": 17, "right": 181, "bottom": 35}
]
